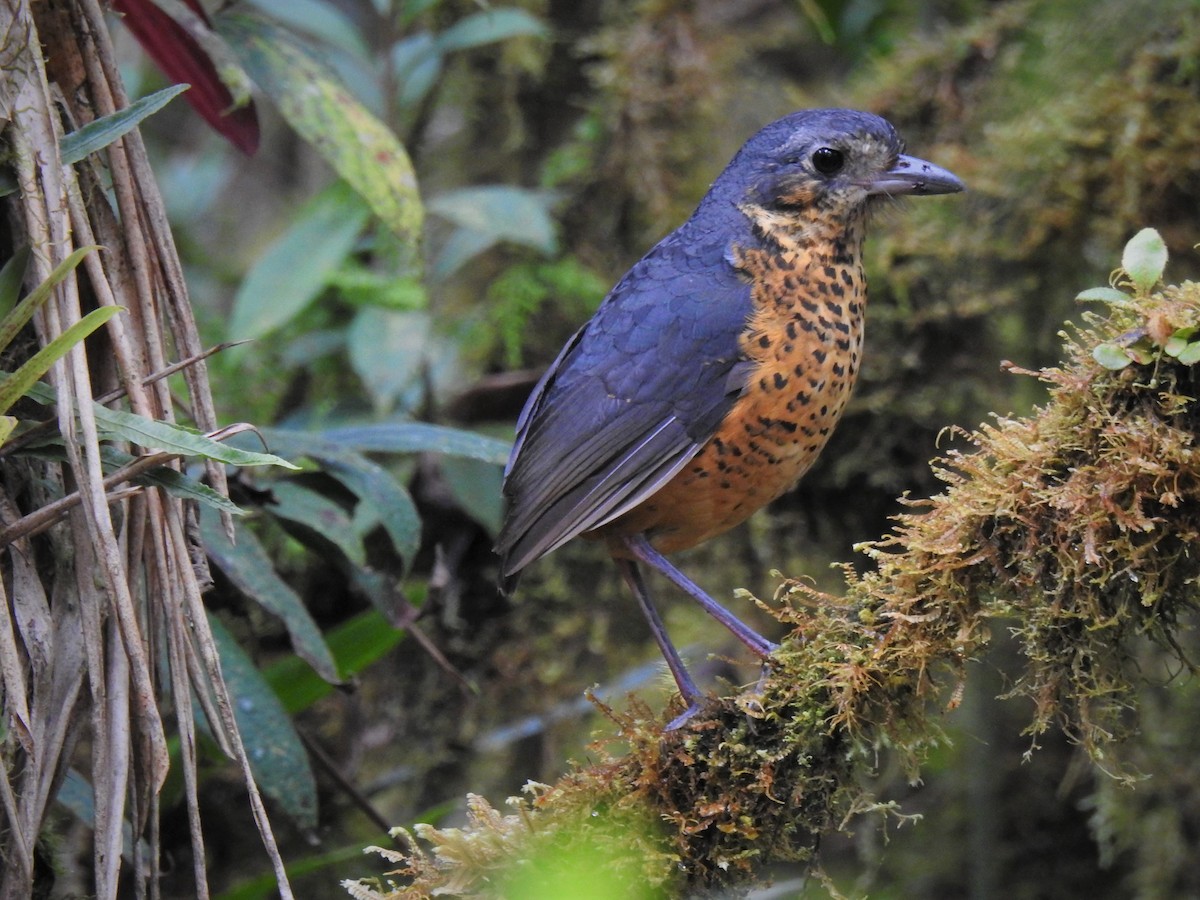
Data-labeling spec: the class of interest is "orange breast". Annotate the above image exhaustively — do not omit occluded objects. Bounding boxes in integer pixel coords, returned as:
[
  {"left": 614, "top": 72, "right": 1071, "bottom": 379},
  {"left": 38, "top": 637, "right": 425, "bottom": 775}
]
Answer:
[{"left": 599, "top": 245, "right": 867, "bottom": 555}]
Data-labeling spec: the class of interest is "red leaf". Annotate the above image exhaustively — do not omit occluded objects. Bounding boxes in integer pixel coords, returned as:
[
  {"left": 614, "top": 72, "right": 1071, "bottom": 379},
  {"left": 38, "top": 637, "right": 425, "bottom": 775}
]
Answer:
[{"left": 110, "top": 0, "right": 260, "bottom": 155}]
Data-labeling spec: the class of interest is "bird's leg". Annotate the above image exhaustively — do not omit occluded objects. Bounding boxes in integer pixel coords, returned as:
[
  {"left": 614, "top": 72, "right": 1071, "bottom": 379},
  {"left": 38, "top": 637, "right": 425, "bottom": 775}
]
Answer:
[
  {"left": 621, "top": 533, "right": 779, "bottom": 659},
  {"left": 614, "top": 556, "right": 704, "bottom": 729}
]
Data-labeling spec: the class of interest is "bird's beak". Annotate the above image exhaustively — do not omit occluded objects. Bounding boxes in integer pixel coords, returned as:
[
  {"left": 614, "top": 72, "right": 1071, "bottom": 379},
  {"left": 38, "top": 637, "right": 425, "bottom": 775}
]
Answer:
[{"left": 865, "top": 154, "right": 964, "bottom": 196}]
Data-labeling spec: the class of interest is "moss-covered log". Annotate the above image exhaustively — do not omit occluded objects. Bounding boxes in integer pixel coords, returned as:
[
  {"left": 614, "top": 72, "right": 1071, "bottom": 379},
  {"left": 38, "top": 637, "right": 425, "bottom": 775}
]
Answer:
[{"left": 346, "top": 236, "right": 1200, "bottom": 898}]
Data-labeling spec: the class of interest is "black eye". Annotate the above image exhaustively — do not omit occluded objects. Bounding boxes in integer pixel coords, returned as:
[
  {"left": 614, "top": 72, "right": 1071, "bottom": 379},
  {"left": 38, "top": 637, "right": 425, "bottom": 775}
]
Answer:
[{"left": 811, "top": 147, "right": 845, "bottom": 175}]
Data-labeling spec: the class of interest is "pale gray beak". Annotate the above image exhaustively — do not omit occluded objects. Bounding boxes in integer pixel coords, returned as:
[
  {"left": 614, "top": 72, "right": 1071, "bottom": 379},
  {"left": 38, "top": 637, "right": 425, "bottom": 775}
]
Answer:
[{"left": 866, "top": 153, "right": 964, "bottom": 196}]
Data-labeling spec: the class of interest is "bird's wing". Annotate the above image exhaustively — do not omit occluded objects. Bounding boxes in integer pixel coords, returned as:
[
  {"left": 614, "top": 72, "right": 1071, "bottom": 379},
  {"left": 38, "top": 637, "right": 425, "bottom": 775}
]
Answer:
[{"left": 497, "top": 224, "right": 754, "bottom": 575}]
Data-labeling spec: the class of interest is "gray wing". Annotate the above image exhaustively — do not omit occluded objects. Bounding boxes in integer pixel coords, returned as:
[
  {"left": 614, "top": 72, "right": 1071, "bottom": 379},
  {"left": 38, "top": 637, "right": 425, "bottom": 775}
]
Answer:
[{"left": 496, "top": 222, "right": 754, "bottom": 575}]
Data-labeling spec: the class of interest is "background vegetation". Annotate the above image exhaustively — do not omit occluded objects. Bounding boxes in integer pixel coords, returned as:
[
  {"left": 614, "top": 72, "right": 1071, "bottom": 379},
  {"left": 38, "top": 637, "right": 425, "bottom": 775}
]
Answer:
[{"left": 3, "top": 0, "right": 1199, "bottom": 896}]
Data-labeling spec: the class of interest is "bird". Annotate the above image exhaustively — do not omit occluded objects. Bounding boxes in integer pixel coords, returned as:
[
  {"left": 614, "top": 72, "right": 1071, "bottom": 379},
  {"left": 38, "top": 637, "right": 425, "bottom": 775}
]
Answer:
[{"left": 496, "top": 108, "right": 963, "bottom": 727}]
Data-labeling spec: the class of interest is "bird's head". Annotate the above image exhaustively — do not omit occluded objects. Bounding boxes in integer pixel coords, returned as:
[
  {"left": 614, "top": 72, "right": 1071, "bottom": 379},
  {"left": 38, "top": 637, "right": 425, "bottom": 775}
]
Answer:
[{"left": 715, "top": 109, "right": 963, "bottom": 224}]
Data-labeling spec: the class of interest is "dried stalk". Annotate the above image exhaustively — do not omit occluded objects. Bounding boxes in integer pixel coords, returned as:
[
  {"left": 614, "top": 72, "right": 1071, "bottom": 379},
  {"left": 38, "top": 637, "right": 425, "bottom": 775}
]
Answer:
[{"left": 0, "top": 1, "right": 293, "bottom": 896}]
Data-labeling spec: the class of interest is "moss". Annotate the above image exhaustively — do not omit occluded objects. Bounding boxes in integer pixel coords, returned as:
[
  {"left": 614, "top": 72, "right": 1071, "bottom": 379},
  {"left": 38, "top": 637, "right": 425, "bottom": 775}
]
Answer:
[{"left": 348, "top": 240, "right": 1200, "bottom": 896}]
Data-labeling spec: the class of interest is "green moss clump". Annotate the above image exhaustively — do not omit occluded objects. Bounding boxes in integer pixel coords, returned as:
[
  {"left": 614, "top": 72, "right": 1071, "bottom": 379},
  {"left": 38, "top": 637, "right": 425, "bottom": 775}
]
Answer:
[{"left": 347, "top": 242, "right": 1200, "bottom": 896}]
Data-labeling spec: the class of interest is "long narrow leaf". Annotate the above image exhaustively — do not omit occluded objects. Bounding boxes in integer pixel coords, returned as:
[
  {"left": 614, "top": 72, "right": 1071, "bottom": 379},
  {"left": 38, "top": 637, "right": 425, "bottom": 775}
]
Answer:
[
  {"left": 0, "top": 306, "right": 122, "bottom": 417},
  {"left": 434, "top": 8, "right": 546, "bottom": 53},
  {"left": 261, "top": 430, "right": 422, "bottom": 573},
  {"left": 264, "top": 607, "right": 406, "bottom": 715},
  {"left": 100, "top": 447, "right": 246, "bottom": 515},
  {"left": 20, "top": 381, "right": 298, "bottom": 469},
  {"left": 269, "top": 480, "right": 365, "bottom": 566},
  {"left": 0, "top": 246, "right": 96, "bottom": 353},
  {"left": 207, "top": 615, "right": 319, "bottom": 829},
  {"left": 56, "top": 769, "right": 149, "bottom": 864},
  {"left": 200, "top": 507, "right": 339, "bottom": 684},
  {"left": 60, "top": 84, "right": 190, "bottom": 166},
  {"left": 111, "top": 0, "right": 259, "bottom": 154},
  {"left": 228, "top": 181, "right": 369, "bottom": 342},
  {"left": 314, "top": 421, "right": 512, "bottom": 465},
  {"left": 0, "top": 247, "right": 31, "bottom": 320},
  {"left": 219, "top": 12, "right": 423, "bottom": 254}
]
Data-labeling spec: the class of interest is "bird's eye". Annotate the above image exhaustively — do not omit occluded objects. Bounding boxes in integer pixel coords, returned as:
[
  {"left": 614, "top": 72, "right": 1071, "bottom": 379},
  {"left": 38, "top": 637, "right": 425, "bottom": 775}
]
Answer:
[{"left": 811, "top": 147, "right": 845, "bottom": 175}]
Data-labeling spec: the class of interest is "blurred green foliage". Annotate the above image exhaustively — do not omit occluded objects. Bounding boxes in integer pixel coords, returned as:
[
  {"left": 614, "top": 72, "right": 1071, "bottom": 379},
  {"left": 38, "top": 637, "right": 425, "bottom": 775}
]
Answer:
[{"left": 107, "top": 0, "right": 1200, "bottom": 896}]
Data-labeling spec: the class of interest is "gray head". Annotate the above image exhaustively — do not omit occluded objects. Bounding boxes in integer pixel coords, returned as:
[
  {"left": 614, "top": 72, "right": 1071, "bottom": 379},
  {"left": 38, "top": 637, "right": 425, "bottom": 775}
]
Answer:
[{"left": 707, "top": 108, "right": 963, "bottom": 214}]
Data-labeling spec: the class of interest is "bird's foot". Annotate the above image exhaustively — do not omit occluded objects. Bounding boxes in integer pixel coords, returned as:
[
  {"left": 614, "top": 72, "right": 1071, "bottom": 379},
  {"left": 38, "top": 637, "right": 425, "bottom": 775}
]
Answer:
[
  {"left": 755, "top": 659, "right": 773, "bottom": 693},
  {"left": 664, "top": 701, "right": 704, "bottom": 731}
]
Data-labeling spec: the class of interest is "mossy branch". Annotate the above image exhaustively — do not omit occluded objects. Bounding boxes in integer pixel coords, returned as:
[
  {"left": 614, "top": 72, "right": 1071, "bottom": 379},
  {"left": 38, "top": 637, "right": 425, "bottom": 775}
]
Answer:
[{"left": 348, "top": 233, "right": 1200, "bottom": 898}]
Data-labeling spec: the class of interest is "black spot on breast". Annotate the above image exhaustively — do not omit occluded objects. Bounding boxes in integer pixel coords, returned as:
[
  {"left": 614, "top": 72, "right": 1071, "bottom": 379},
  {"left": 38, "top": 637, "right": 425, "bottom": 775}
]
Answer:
[{"left": 773, "top": 372, "right": 788, "bottom": 389}]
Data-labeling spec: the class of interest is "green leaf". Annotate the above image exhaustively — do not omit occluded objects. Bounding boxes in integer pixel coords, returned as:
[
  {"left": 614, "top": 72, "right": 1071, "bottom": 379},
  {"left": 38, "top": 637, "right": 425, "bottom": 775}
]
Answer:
[
  {"left": 328, "top": 267, "right": 427, "bottom": 310},
  {"left": 60, "top": 84, "right": 190, "bottom": 167},
  {"left": 258, "top": 430, "right": 422, "bottom": 572},
  {"left": 207, "top": 614, "right": 319, "bottom": 829},
  {"left": 346, "top": 308, "right": 428, "bottom": 413},
  {"left": 200, "top": 507, "right": 339, "bottom": 683},
  {"left": 20, "top": 380, "right": 298, "bottom": 469},
  {"left": 390, "top": 32, "right": 443, "bottom": 110},
  {"left": 1093, "top": 343, "right": 1132, "bottom": 370},
  {"left": 316, "top": 421, "right": 512, "bottom": 465},
  {"left": 1075, "top": 286, "right": 1131, "bottom": 306},
  {"left": 1122, "top": 227, "right": 1167, "bottom": 293},
  {"left": 56, "top": 769, "right": 148, "bottom": 864},
  {"left": 441, "top": 455, "right": 504, "bottom": 535},
  {"left": 101, "top": 447, "right": 246, "bottom": 516},
  {"left": 431, "top": 226, "right": 501, "bottom": 282},
  {"left": 136, "top": 467, "right": 245, "bottom": 515},
  {"left": 229, "top": 181, "right": 369, "bottom": 343},
  {"left": 0, "top": 416, "right": 15, "bottom": 445},
  {"left": 264, "top": 607, "right": 407, "bottom": 714},
  {"left": 214, "top": 843, "right": 370, "bottom": 900},
  {"left": 220, "top": 11, "right": 424, "bottom": 254},
  {"left": 435, "top": 8, "right": 547, "bottom": 52},
  {"left": 0, "top": 306, "right": 122, "bottom": 417},
  {"left": 428, "top": 185, "right": 557, "bottom": 254},
  {"left": 1177, "top": 342, "right": 1200, "bottom": 365},
  {"left": 1163, "top": 328, "right": 1197, "bottom": 357},
  {"left": 241, "top": 0, "right": 369, "bottom": 58},
  {"left": 399, "top": 0, "right": 441, "bottom": 26},
  {"left": 0, "top": 247, "right": 31, "bottom": 320},
  {"left": 0, "top": 246, "right": 95, "bottom": 354},
  {"left": 269, "top": 480, "right": 365, "bottom": 566}
]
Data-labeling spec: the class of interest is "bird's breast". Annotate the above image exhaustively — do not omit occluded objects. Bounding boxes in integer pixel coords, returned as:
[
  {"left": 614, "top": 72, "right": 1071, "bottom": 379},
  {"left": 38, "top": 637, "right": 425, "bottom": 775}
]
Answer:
[{"left": 601, "top": 243, "right": 867, "bottom": 554}]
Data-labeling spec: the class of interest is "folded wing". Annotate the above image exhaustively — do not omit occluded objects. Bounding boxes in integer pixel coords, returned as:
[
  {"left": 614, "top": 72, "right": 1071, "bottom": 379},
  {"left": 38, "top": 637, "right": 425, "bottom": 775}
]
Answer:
[{"left": 497, "top": 222, "right": 754, "bottom": 575}]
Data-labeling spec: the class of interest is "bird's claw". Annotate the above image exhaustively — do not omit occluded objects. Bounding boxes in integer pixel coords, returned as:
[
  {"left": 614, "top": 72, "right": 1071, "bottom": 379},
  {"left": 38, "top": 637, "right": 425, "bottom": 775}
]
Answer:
[{"left": 664, "top": 702, "right": 705, "bottom": 731}]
